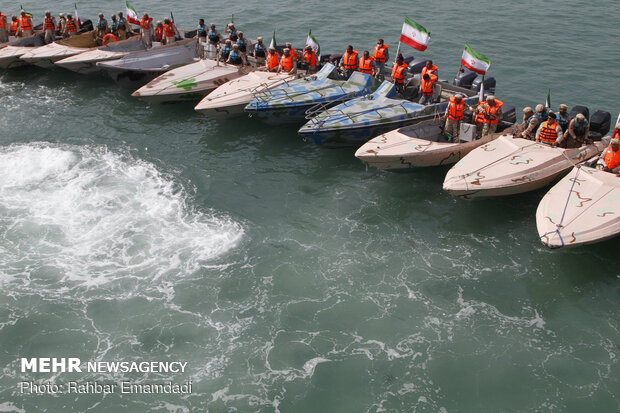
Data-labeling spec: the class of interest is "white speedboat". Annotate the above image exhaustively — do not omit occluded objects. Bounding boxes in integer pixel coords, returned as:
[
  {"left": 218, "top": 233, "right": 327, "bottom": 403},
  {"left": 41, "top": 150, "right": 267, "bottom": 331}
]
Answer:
[
  {"left": 443, "top": 135, "right": 610, "bottom": 198},
  {"left": 194, "top": 71, "right": 297, "bottom": 118},
  {"left": 54, "top": 36, "right": 146, "bottom": 74},
  {"left": 131, "top": 58, "right": 250, "bottom": 104},
  {"left": 20, "top": 31, "right": 98, "bottom": 68},
  {"left": 96, "top": 39, "right": 199, "bottom": 90},
  {"left": 537, "top": 164, "right": 620, "bottom": 248},
  {"left": 355, "top": 119, "right": 502, "bottom": 170},
  {"left": 0, "top": 34, "right": 46, "bottom": 69}
]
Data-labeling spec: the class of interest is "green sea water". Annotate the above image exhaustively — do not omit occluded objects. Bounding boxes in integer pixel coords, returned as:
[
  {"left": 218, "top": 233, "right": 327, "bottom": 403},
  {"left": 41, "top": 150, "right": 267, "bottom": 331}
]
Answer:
[{"left": 0, "top": 1, "right": 618, "bottom": 412}]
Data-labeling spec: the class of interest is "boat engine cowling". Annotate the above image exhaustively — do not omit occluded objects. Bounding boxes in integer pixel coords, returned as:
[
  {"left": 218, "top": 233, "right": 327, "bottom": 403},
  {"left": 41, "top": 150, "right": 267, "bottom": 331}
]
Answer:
[
  {"left": 501, "top": 104, "right": 516, "bottom": 125},
  {"left": 569, "top": 105, "right": 589, "bottom": 121},
  {"left": 406, "top": 57, "right": 428, "bottom": 75},
  {"left": 454, "top": 71, "right": 477, "bottom": 88},
  {"left": 589, "top": 110, "right": 611, "bottom": 140},
  {"left": 471, "top": 76, "right": 496, "bottom": 94}
]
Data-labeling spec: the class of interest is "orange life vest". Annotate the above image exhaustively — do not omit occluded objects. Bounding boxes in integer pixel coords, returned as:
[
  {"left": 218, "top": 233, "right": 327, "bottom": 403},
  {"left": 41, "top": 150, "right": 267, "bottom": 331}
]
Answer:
[
  {"left": 421, "top": 65, "right": 438, "bottom": 77},
  {"left": 483, "top": 99, "right": 503, "bottom": 124},
  {"left": 539, "top": 120, "right": 560, "bottom": 143},
  {"left": 342, "top": 50, "right": 358, "bottom": 70},
  {"left": 102, "top": 33, "right": 117, "bottom": 45},
  {"left": 155, "top": 25, "right": 164, "bottom": 41},
  {"left": 391, "top": 62, "right": 408, "bottom": 84},
  {"left": 373, "top": 44, "right": 388, "bottom": 63},
  {"left": 0, "top": 14, "right": 7, "bottom": 29},
  {"left": 612, "top": 129, "right": 620, "bottom": 140},
  {"left": 420, "top": 74, "right": 437, "bottom": 95},
  {"left": 280, "top": 54, "right": 294, "bottom": 71},
  {"left": 267, "top": 52, "right": 279, "bottom": 69},
  {"left": 447, "top": 97, "right": 465, "bottom": 121},
  {"left": 10, "top": 20, "right": 18, "bottom": 35},
  {"left": 603, "top": 146, "right": 620, "bottom": 170},
  {"left": 66, "top": 18, "right": 77, "bottom": 32},
  {"left": 359, "top": 56, "right": 374, "bottom": 74},
  {"left": 164, "top": 22, "right": 175, "bottom": 37},
  {"left": 44, "top": 17, "right": 55, "bottom": 30},
  {"left": 19, "top": 16, "right": 32, "bottom": 31},
  {"left": 303, "top": 50, "right": 316, "bottom": 66},
  {"left": 140, "top": 17, "right": 151, "bottom": 30}
]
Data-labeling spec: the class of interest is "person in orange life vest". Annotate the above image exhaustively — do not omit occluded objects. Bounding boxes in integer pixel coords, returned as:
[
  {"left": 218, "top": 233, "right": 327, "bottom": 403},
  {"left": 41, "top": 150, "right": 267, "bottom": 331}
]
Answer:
[
  {"left": 43, "top": 11, "right": 56, "bottom": 44},
  {"left": 601, "top": 138, "right": 620, "bottom": 174},
  {"left": 285, "top": 42, "right": 297, "bottom": 59},
  {"left": 0, "top": 11, "right": 8, "bottom": 43},
  {"left": 139, "top": 13, "right": 154, "bottom": 47},
  {"left": 163, "top": 18, "right": 177, "bottom": 45},
  {"left": 612, "top": 123, "right": 620, "bottom": 140},
  {"left": 57, "top": 13, "right": 66, "bottom": 36},
  {"left": 421, "top": 60, "right": 438, "bottom": 78},
  {"left": 303, "top": 45, "right": 318, "bottom": 74},
  {"left": 266, "top": 46, "right": 279, "bottom": 72},
  {"left": 340, "top": 45, "right": 358, "bottom": 77},
  {"left": 154, "top": 21, "right": 164, "bottom": 42},
  {"left": 536, "top": 111, "right": 563, "bottom": 146},
  {"left": 563, "top": 113, "right": 590, "bottom": 148},
  {"left": 444, "top": 94, "right": 474, "bottom": 141},
  {"left": 481, "top": 95, "right": 504, "bottom": 136},
  {"left": 391, "top": 54, "right": 408, "bottom": 95},
  {"left": 358, "top": 51, "right": 375, "bottom": 75},
  {"left": 277, "top": 48, "right": 297, "bottom": 75},
  {"left": 418, "top": 72, "right": 438, "bottom": 105},
  {"left": 64, "top": 13, "right": 78, "bottom": 37},
  {"left": 373, "top": 38, "right": 389, "bottom": 80},
  {"left": 18, "top": 11, "right": 33, "bottom": 38},
  {"left": 10, "top": 15, "right": 19, "bottom": 37}
]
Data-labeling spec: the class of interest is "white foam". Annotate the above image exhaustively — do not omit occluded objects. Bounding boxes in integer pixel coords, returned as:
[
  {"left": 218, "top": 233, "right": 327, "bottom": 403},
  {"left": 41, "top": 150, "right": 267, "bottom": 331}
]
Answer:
[{"left": 302, "top": 357, "right": 330, "bottom": 377}]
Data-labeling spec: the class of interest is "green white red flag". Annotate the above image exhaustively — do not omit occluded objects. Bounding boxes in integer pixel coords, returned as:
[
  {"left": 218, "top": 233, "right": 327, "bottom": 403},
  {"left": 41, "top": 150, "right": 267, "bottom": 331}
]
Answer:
[
  {"left": 305, "top": 30, "right": 320, "bottom": 59},
  {"left": 461, "top": 44, "right": 491, "bottom": 75},
  {"left": 545, "top": 89, "right": 551, "bottom": 108},
  {"left": 125, "top": 1, "right": 140, "bottom": 25},
  {"left": 74, "top": 3, "right": 81, "bottom": 27},
  {"left": 400, "top": 17, "right": 430, "bottom": 51},
  {"left": 269, "top": 30, "right": 276, "bottom": 50}
]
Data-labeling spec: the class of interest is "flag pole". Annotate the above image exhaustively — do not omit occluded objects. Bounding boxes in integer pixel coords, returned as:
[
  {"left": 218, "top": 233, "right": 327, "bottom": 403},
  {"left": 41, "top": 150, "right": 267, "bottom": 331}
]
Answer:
[{"left": 396, "top": 41, "right": 401, "bottom": 59}]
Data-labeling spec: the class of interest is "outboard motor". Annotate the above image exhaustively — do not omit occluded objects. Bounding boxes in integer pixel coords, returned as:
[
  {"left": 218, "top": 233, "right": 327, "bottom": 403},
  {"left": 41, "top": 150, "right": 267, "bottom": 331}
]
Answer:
[
  {"left": 454, "top": 70, "right": 477, "bottom": 89},
  {"left": 589, "top": 110, "right": 611, "bottom": 141},
  {"left": 569, "top": 105, "right": 589, "bottom": 121},
  {"left": 471, "top": 76, "right": 496, "bottom": 94},
  {"left": 406, "top": 57, "right": 427, "bottom": 74},
  {"left": 79, "top": 19, "right": 93, "bottom": 33},
  {"left": 501, "top": 104, "right": 516, "bottom": 125}
]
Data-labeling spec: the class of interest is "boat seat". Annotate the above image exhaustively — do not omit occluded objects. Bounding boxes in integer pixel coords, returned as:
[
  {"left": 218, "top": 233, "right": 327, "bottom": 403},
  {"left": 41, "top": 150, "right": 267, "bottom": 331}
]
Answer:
[
  {"left": 431, "top": 83, "right": 442, "bottom": 103},
  {"left": 403, "top": 78, "right": 420, "bottom": 101}
]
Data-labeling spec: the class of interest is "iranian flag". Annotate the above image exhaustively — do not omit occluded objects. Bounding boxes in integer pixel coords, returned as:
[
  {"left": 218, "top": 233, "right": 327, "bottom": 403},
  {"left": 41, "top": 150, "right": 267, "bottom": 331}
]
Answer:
[
  {"left": 461, "top": 44, "right": 491, "bottom": 75},
  {"left": 74, "top": 3, "right": 81, "bottom": 27},
  {"left": 19, "top": 5, "right": 33, "bottom": 18},
  {"left": 400, "top": 17, "right": 430, "bottom": 51},
  {"left": 269, "top": 30, "right": 276, "bottom": 50},
  {"left": 306, "top": 30, "right": 320, "bottom": 59},
  {"left": 126, "top": 1, "right": 140, "bottom": 25}
]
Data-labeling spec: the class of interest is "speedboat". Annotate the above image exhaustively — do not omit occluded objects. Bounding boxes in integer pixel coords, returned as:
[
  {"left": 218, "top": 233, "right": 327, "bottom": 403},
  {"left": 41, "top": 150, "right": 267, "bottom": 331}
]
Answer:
[
  {"left": 0, "top": 34, "right": 46, "bottom": 69},
  {"left": 244, "top": 63, "right": 379, "bottom": 125},
  {"left": 20, "top": 31, "right": 98, "bottom": 68},
  {"left": 355, "top": 118, "right": 504, "bottom": 170},
  {"left": 537, "top": 163, "right": 620, "bottom": 248},
  {"left": 131, "top": 58, "right": 248, "bottom": 104},
  {"left": 443, "top": 135, "right": 610, "bottom": 199},
  {"left": 54, "top": 36, "right": 146, "bottom": 74},
  {"left": 194, "top": 71, "right": 297, "bottom": 118},
  {"left": 96, "top": 39, "right": 199, "bottom": 90},
  {"left": 298, "top": 80, "right": 489, "bottom": 148}
]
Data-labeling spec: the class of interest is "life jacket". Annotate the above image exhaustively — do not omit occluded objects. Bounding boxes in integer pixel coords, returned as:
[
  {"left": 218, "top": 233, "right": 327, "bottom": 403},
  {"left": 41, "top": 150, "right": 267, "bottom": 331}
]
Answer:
[
  {"left": 483, "top": 99, "right": 503, "bottom": 124},
  {"left": 420, "top": 74, "right": 438, "bottom": 96},
  {"left": 280, "top": 54, "right": 294, "bottom": 71},
  {"left": 373, "top": 44, "right": 388, "bottom": 63},
  {"left": 391, "top": 62, "right": 408, "bottom": 84},
  {"left": 164, "top": 22, "right": 175, "bottom": 37},
  {"left": 447, "top": 97, "right": 465, "bottom": 121},
  {"left": 155, "top": 26, "right": 164, "bottom": 41},
  {"left": 197, "top": 24, "right": 206, "bottom": 37},
  {"left": 539, "top": 120, "right": 560, "bottom": 143},
  {"left": 359, "top": 56, "right": 374, "bottom": 74},
  {"left": 237, "top": 38, "right": 246, "bottom": 52},
  {"left": 44, "top": 17, "right": 55, "bottom": 30},
  {"left": 19, "top": 16, "right": 32, "bottom": 31},
  {"left": 10, "top": 20, "right": 18, "bottom": 35},
  {"left": 603, "top": 146, "right": 620, "bottom": 170},
  {"left": 228, "top": 28, "right": 237, "bottom": 42},
  {"left": 140, "top": 17, "right": 151, "bottom": 30},
  {"left": 573, "top": 119, "right": 588, "bottom": 137},
  {"left": 304, "top": 50, "right": 317, "bottom": 66},
  {"left": 534, "top": 110, "right": 548, "bottom": 124},
  {"left": 110, "top": 20, "right": 118, "bottom": 33},
  {"left": 229, "top": 50, "right": 242, "bottom": 64},
  {"left": 66, "top": 18, "right": 77, "bottom": 32},
  {"left": 220, "top": 45, "right": 231, "bottom": 60},
  {"left": 208, "top": 29, "right": 219, "bottom": 43},
  {"left": 557, "top": 112, "right": 569, "bottom": 130},
  {"left": 613, "top": 129, "right": 620, "bottom": 140},
  {"left": 267, "top": 51, "right": 279, "bottom": 69},
  {"left": 421, "top": 65, "right": 438, "bottom": 77},
  {"left": 0, "top": 14, "right": 6, "bottom": 29},
  {"left": 254, "top": 43, "right": 265, "bottom": 58},
  {"left": 102, "top": 33, "right": 117, "bottom": 45},
  {"left": 342, "top": 50, "right": 358, "bottom": 70},
  {"left": 474, "top": 104, "right": 486, "bottom": 124},
  {"left": 97, "top": 18, "right": 107, "bottom": 30},
  {"left": 118, "top": 17, "right": 127, "bottom": 31}
]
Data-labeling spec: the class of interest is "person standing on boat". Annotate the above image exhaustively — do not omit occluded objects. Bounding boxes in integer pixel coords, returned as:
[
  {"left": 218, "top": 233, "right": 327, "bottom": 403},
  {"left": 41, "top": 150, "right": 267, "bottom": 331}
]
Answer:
[
  {"left": 0, "top": 11, "right": 8, "bottom": 43},
  {"left": 154, "top": 21, "right": 164, "bottom": 43},
  {"left": 197, "top": 19, "right": 207, "bottom": 40},
  {"left": 56, "top": 13, "right": 66, "bottom": 36},
  {"left": 557, "top": 104, "right": 570, "bottom": 132},
  {"left": 64, "top": 13, "right": 78, "bottom": 37},
  {"left": 391, "top": 54, "right": 408, "bottom": 95},
  {"left": 43, "top": 11, "right": 56, "bottom": 44},
  {"left": 226, "top": 23, "right": 238, "bottom": 42},
  {"left": 561, "top": 113, "right": 590, "bottom": 148},
  {"left": 110, "top": 15, "right": 119, "bottom": 37},
  {"left": 117, "top": 12, "right": 131, "bottom": 40},
  {"left": 358, "top": 51, "right": 375, "bottom": 76},
  {"left": 254, "top": 36, "right": 266, "bottom": 58},
  {"left": 236, "top": 32, "right": 249, "bottom": 65},
  {"left": 18, "top": 11, "right": 33, "bottom": 38},
  {"left": 303, "top": 45, "right": 318, "bottom": 74},
  {"left": 444, "top": 94, "right": 473, "bottom": 142},
  {"left": 536, "top": 111, "right": 563, "bottom": 146},
  {"left": 208, "top": 23, "right": 221, "bottom": 45},
  {"left": 163, "top": 18, "right": 177, "bottom": 45},
  {"left": 481, "top": 96, "right": 503, "bottom": 136},
  {"left": 96, "top": 13, "right": 109, "bottom": 44},
  {"left": 418, "top": 73, "right": 438, "bottom": 105},
  {"left": 139, "top": 13, "right": 154, "bottom": 48},
  {"left": 421, "top": 60, "right": 438, "bottom": 78},
  {"left": 341, "top": 45, "right": 359, "bottom": 78},
  {"left": 266, "top": 46, "right": 279, "bottom": 72},
  {"left": 10, "top": 16, "right": 19, "bottom": 37},
  {"left": 373, "top": 39, "right": 389, "bottom": 80},
  {"left": 600, "top": 138, "right": 620, "bottom": 173},
  {"left": 277, "top": 48, "right": 297, "bottom": 75}
]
